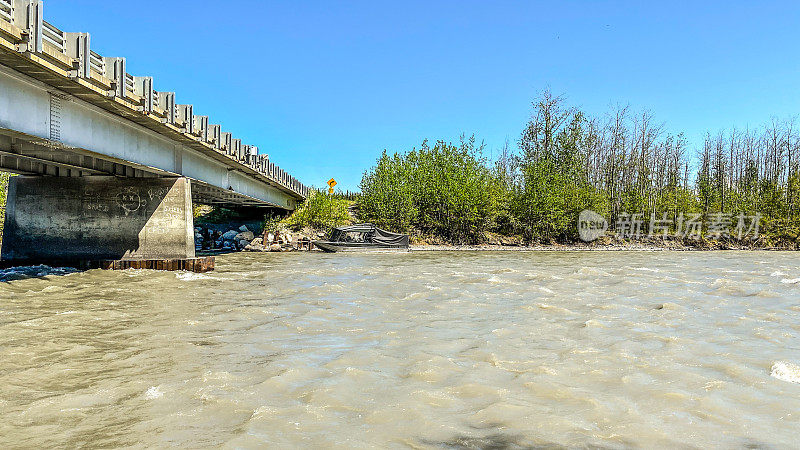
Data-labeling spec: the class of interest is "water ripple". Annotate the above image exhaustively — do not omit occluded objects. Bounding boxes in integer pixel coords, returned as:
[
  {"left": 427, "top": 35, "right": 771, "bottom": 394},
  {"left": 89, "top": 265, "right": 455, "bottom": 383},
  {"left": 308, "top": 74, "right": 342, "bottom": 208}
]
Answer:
[{"left": 1, "top": 251, "right": 799, "bottom": 447}]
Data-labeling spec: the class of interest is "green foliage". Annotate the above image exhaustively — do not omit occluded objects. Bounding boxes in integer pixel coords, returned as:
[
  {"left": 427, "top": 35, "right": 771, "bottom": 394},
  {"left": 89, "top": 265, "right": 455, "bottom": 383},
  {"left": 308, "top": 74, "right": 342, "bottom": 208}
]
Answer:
[
  {"left": 359, "top": 136, "right": 499, "bottom": 243},
  {"left": 0, "top": 172, "right": 10, "bottom": 210},
  {"left": 192, "top": 205, "right": 214, "bottom": 219},
  {"left": 261, "top": 214, "right": 284, "bottom": 234},
  {"left": 358, "top": 150, "right": 417, "bottom": 232},
  {"left": 513, "top": 99, "right": 607, "bottom": 240},
  {"left": 0, "top": 172, "right": 9, "bottom": 201},
  {"left": 0, "top": 172, "right": 11, "bottom": 242},
  {"left": 354, "top": 88, "right": 800, "bottom": 246},
  {"left": 513, "top": 159, "right": 606, "bottom": 241},
  {"left": 282, "top": 189, "right": 353, "bottom": 230}
]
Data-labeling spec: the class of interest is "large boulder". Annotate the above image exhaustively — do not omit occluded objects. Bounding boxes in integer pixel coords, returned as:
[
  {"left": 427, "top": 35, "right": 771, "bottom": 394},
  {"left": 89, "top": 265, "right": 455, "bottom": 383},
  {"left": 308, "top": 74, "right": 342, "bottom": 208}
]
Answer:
[
  {"left": 269, "top": 244, "right": 282, "bottom": 252},
  {"left": 235, "top": 231, "right": 254, "bottom": 242},
  {"left": 239, "top": 225, "right": 250, "bottom": 232},
  {"left": 245, "top": 237, "right": 267, "bottom": 252},
  {"left": 222, "top": 230, "right": 238, "bottom": 240}
]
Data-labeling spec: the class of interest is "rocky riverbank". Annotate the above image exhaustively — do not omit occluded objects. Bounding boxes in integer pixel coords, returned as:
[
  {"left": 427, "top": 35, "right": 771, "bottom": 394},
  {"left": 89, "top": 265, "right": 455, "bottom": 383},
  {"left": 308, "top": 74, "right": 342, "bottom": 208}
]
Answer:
[
  {"left": 193, "top": 222, "right": 798, "bottom": 254},
  {"left": 194, "top": 224, "right": 324, "bottom": 253}
]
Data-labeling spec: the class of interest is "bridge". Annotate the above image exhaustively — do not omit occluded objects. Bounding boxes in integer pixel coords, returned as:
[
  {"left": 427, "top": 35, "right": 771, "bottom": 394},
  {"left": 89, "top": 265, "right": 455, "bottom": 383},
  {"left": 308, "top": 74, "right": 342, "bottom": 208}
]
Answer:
[{"left": 0, "top": 0, "right": 308, "bottom": 265}]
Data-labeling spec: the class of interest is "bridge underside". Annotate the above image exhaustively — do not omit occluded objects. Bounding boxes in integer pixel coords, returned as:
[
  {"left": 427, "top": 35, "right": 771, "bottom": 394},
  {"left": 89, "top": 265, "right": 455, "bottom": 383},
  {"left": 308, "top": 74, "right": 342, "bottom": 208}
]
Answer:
[
  {"left": 0, "top": 128, "right": 283, "bottom": 209},
  {"left": 0, "top": 62, "right": 302, "bottom": 210}
]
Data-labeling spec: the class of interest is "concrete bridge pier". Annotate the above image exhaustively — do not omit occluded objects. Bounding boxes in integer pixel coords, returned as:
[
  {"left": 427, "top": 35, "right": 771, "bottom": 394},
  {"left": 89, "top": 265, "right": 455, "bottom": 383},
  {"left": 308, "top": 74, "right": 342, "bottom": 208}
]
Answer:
[{"left": 1, "top": 176, "right": 196, "bottom": 264}]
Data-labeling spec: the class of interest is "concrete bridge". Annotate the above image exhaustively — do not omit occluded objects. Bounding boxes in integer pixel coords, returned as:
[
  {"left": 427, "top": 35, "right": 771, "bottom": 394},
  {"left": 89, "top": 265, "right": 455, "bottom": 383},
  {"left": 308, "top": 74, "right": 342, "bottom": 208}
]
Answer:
[{"left": 0, "top": 0, "right": 308, "bottom": 265}]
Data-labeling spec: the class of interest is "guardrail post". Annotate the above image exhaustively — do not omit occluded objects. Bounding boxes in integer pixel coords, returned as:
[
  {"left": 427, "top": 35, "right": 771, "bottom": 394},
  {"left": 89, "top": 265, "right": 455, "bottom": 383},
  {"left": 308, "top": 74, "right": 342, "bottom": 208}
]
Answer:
[
  {"left": 177, "top": 105, "right": 193, "bottom": 133},
  {"left": 65, "top": 32, "right": 90, "bottom": 78},
  {"left": 156, "top": 92, "right": 175, "bottom": 124},
  {"left": 232, "top": 138, "right": 241, "bottom": 160},
  {"left": 133, "top": 76, "right": 154, "bottom": 112},
  {"left": 103, "top": 57, "right": 126, "bottom": 97},
  {"left": 192, "top": 115, "right": 208, "bottom": 141},
  {"left": 221, "top": 132, "right": 232, "bottom": 154},
  {"left": 209, "top": 124, "right": 221, "bottom": 149},
  {"left": 12, "top": 0, "right": 42, "bottom": 53},
  {"left": 261, "top": 154, "right": 269, "bottom": 173},
  {"left": 246, "top": 145, "right": 258, "bottom": 165}
]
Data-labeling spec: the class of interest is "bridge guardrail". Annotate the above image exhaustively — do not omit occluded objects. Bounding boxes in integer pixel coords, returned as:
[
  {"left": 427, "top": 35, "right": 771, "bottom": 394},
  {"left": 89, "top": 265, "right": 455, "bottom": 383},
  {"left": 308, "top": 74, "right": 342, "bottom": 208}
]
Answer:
[
  {"left": 0, "top": 0, "right": 308, "bottom": 200},
  {"left": 0, "top": 1, "right": 12, "bottom": 24},
  {"left": 42, "top": 21, "right": 65, "bottom": 53},
  {"left": 88, "top": 50, "right": 104, "bottom": 76}
]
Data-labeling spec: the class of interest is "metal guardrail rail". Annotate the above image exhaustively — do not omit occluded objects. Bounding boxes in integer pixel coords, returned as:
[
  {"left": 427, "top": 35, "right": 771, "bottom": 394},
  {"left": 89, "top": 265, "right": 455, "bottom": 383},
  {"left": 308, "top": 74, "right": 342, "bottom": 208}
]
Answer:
[
  {"left": 0, "top": 0, "right": 12, "bottom": 24},
  {"left": 42, "top": 20, "right": 64, "bottom": 52},
  {"left": 88, "top": 50, "right": 104, "bottom": 75},
  {"left": 0, "top": 0, "right": 309, "bottom": 200}
]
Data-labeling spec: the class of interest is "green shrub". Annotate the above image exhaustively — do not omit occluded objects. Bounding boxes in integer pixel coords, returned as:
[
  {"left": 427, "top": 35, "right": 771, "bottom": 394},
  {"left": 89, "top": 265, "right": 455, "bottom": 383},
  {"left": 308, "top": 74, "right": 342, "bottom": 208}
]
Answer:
[
  {"left": 282, "top": 189, "right": 353, "bottom": 230},
  {"left": 359, "top": 137, "right": 498, "bottom": 244},
  {"left": 0, "top": 172, "right": 11, "bottom": 241}
]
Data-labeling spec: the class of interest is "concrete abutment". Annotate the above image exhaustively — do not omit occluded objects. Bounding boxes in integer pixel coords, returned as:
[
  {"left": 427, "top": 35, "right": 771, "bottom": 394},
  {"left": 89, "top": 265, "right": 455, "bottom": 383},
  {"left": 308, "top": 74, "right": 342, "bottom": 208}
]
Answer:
[{"left": 1, "top": 176, "right": 196, "bottom": 263}]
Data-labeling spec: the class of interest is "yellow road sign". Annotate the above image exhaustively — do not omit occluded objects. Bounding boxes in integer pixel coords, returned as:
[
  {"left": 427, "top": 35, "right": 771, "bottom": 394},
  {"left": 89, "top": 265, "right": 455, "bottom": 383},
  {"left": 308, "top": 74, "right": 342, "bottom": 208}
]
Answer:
[
  {"left": 328, "top": 187, "right": 334, "bottom": 195},
  {"left": 327, "top": 178, "right": 337, "bottom": 188}
]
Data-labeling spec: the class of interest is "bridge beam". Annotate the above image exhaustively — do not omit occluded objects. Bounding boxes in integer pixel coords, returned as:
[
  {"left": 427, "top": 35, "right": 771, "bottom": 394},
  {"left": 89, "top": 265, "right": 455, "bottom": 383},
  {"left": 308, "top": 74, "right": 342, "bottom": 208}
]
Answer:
[{"left": 1, "top": 176, "right": 195, "bottom": 263}]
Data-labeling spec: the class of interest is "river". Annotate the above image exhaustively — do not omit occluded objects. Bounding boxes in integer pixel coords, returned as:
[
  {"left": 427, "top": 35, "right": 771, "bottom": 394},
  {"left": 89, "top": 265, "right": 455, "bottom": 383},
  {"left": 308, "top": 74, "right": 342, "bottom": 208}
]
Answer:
[{"left": 1, "top": 251, "right": 799, "bottom": 448}]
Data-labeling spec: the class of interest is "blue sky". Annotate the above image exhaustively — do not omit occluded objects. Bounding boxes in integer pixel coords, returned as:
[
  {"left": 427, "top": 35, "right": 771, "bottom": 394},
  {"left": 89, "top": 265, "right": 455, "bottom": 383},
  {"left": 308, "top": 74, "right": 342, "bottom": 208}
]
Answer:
[{"left": 46, "top": 1, "right": 800, "bottom": 191}]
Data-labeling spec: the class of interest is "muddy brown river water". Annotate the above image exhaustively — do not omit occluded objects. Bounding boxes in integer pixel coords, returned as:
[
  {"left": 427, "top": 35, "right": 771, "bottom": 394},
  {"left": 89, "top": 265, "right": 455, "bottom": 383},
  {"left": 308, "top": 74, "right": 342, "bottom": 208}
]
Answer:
[{"left": 1, "top": 251, "right": 799, "bottom": 448}]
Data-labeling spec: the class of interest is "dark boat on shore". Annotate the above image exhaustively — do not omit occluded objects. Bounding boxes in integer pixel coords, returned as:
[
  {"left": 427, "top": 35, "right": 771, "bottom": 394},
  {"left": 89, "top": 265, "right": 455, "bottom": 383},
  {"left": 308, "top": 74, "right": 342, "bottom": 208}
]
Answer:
[{"left": 313, "top": 224, "right": 409, "bottom": 252}]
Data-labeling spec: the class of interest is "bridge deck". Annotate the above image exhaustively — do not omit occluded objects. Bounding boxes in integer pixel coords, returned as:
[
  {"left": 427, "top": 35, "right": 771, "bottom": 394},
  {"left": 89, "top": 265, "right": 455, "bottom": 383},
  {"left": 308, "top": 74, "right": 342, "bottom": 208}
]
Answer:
[{"left": 0, "top": 0, "right": 308, "bottom": 209}]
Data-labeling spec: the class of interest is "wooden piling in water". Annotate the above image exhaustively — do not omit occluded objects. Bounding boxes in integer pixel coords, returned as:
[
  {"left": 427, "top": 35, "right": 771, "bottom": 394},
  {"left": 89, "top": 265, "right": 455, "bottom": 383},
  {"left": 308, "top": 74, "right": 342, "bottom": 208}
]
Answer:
[
  {"left": 0, "top": 256, "right": 215, "bottom": 273},
  {"left": 98, "top": 257, "right": 214, "bottom": 273}
]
